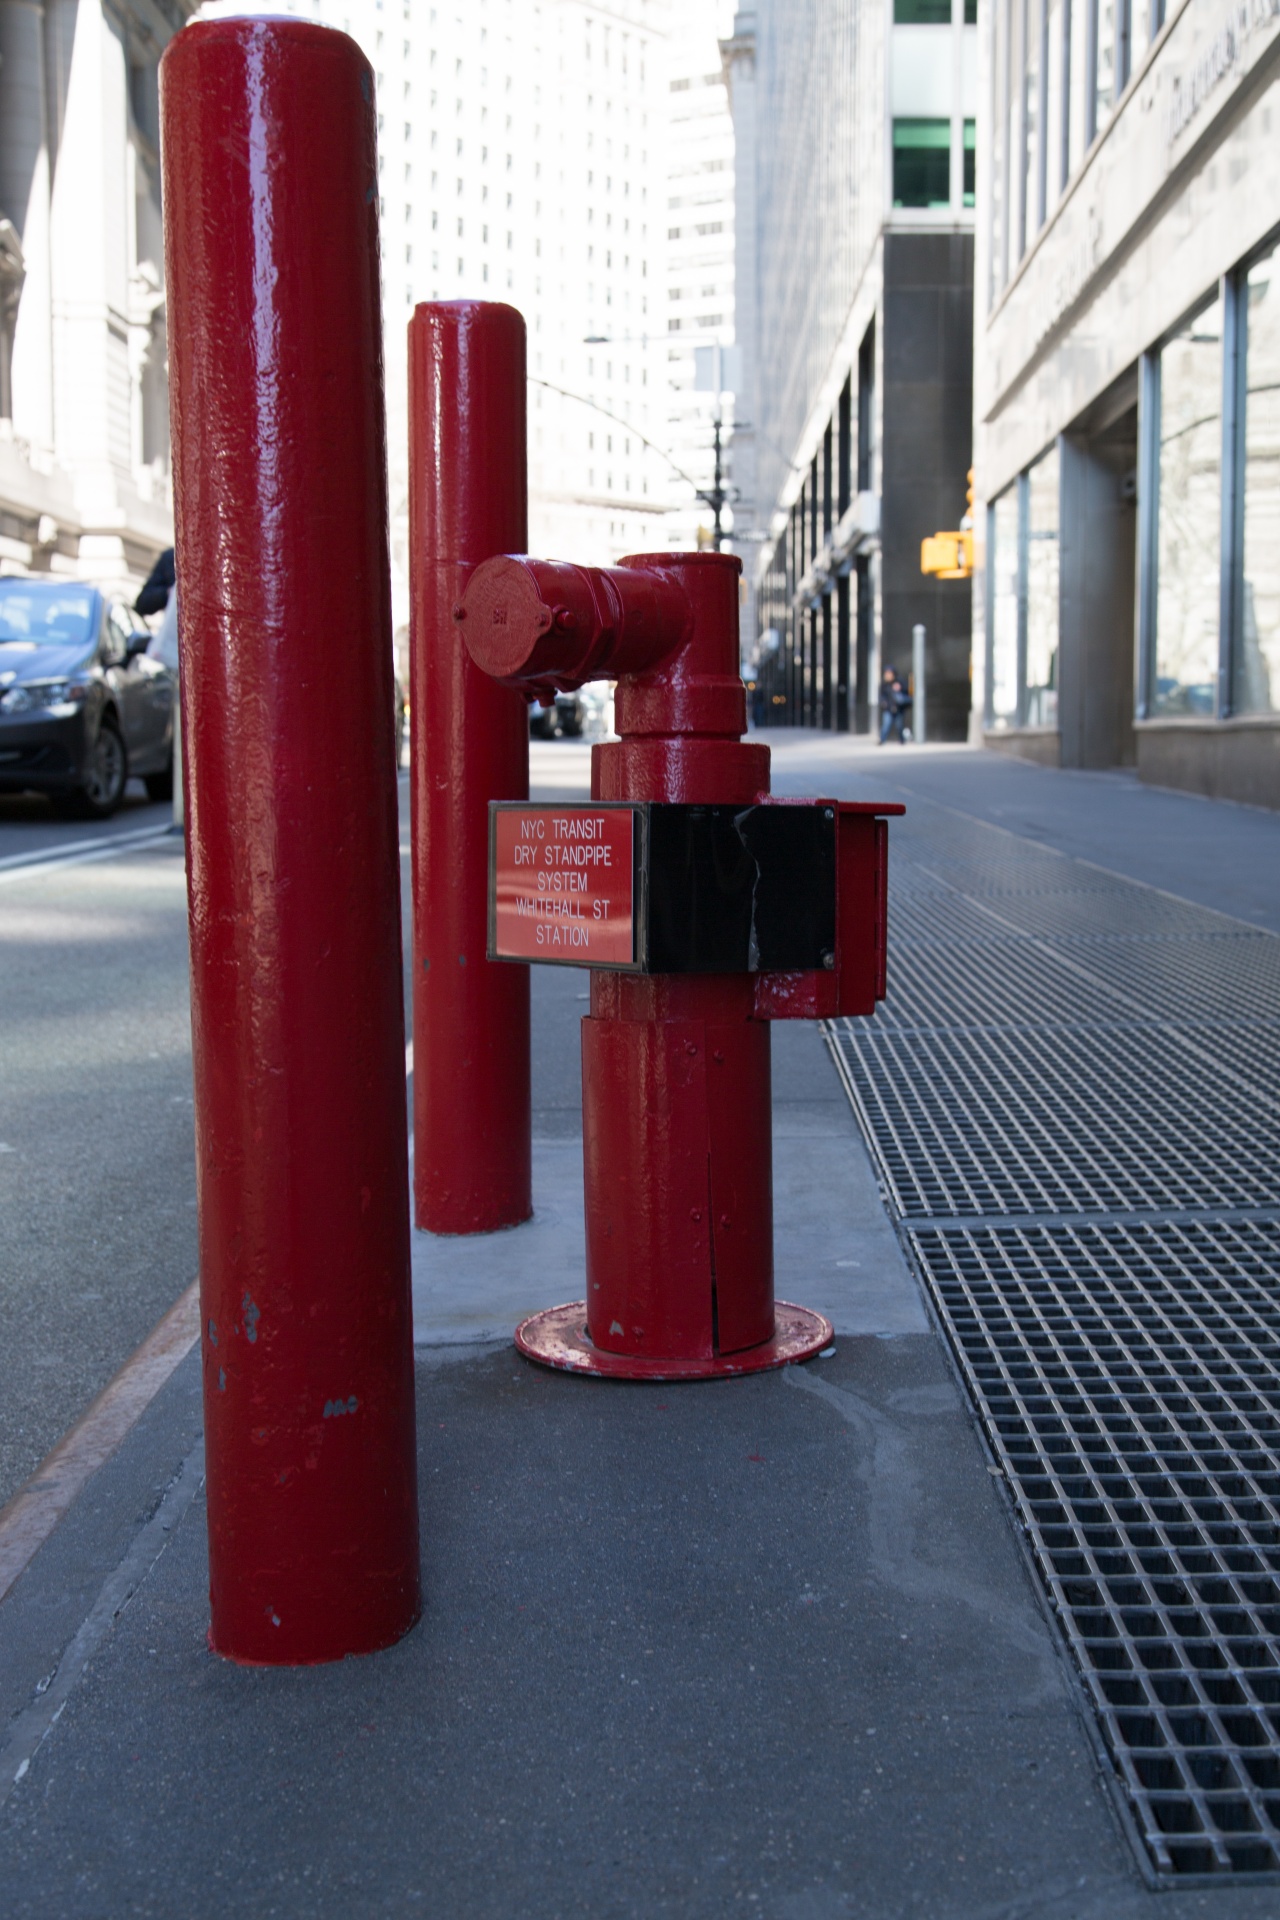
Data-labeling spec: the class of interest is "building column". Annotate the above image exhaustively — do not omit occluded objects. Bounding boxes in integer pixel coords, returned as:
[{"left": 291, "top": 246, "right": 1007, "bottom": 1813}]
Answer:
[
  {"left": 1059, "top": 420, "right": 1138, "bottom": 768},
  {"left": 48, "top": 0, "right": 136, "bottom": 570},
  {"left": 0, "top": 0, "right": 54, "bottom": 452},
  {"left": 836, "top": 574, "right": 850, "bottom": 730}
]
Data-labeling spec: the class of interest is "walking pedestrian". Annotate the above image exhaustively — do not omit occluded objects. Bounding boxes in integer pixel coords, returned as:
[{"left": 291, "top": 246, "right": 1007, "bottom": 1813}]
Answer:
[{"left": 879, "top": 666, "right": 912, "bottom": 744}]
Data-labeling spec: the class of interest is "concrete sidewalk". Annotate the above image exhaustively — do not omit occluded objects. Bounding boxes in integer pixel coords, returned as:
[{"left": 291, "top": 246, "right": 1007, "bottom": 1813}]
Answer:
[{"left": 1, "top": 741, "right": 1278, "bottom": 1918}]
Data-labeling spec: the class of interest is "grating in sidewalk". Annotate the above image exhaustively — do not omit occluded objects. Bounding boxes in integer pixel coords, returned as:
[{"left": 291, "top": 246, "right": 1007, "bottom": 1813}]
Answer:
[
  {"left": 915, "top": 1219, "right": 1280, "bottom": 1876},
  {"left": 831, "top": 1024, "right": 1280, "bottom": 1220},
  {"left": 825, "top": 804, "right": 1280, "bottom": 1882}
]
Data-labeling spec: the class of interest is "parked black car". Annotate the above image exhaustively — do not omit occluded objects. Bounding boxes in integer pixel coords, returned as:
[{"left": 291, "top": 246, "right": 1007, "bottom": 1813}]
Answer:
[
  {"left": 0, "top": 579, "right": 175, "bottom": 817},
  {"left": 529, "top": 690, "right": 585, "bottom": 739}
]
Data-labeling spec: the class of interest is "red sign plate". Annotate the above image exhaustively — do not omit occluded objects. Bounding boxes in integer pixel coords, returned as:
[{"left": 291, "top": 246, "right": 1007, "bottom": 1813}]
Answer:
[{"left": 490, "top": 804, "right": 637, "bottom": 968}]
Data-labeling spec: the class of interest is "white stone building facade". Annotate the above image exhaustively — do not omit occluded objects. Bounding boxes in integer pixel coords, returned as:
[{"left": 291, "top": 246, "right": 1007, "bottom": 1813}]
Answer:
[
  {"left": 727, "top": 0, "right": 979, "bottom": 737},
  {"left": 0, "top": 0, "right": 189, "bottom": 594},
  {"left": 663, "top": 1, "right": 738, "bottom": 556},
  {"left": 292, "top": 0, "right": 676, "bottom": 663},
  {"left": 973, "top": 0, "right": 1280, "bottom": 805}
]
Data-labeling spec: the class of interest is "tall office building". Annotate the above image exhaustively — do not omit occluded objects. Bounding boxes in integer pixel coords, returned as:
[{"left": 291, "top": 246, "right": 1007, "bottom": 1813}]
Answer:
[
  {"left": 726, "top": 0, "right": 978, "bottom": 737},
  {"left": 973, "top": 0, "right": 1280, "bottom": 806},
  {"left": 663, "top": 0, "right": 737, "bottom": 556},
  {"left": 0, "top": 0, "right": 190, "bottom": 592},
  {"left": 296, "top": 0, "right": 675, "bottom": 665}
]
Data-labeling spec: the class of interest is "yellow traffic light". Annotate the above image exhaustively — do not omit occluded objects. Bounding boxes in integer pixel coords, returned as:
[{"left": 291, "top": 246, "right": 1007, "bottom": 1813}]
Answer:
[
  {"left": 921, "top": 470, "right": 976, "bottom": 578},
  {"left": 920, "top": 530, "right": 973, "bottom": 579}
]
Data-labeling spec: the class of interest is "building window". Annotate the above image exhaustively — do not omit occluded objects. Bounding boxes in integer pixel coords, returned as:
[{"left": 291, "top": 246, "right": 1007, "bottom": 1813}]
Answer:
[
  {"left": 1152, "top": 293, "right": 1222, "bottom": 716},
  {"left": 1092, "top": 0, "right": 1114, "bottom": 137},
  {"left": 987, "top": 448, "right": 1060, "bottom": 729},
  {"left": 1067, "top": 0, "right": 1087, "bottom": 173},
  {"left": 1023, "top": 0, "right": 1042, "bottom": 248},
  {"left": 989, "top": 486, "right": 1022, "bottom": 727},
  {"left": 1234, "top": 241, "right": 1280, "bottom": 715},
  {"left": 1025, "top": 445, "right": 1060, "bottom": 726},
  {"left": 1088, "top": 0, "right": 1129, "bottom": 139},
  {"left": 892, "top": 119, "right": 951, "bottom": 209},
  {"left": 964, "top": 119, "right": 976, "bottom": 208},
  {"left": 893, "top": 0, "right": 950, "bottom": 17}
]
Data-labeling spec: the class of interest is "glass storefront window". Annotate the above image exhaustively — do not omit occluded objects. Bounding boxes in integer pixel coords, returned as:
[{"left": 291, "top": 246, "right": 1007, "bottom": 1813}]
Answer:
[
  {"left": 892, "top": 120, "right": 951, "bottom": 208},
  {"left": 1026, "top": 444, "right": 1060, "bottom": 725},
  {"left": 1154, "top": 292, "right": 1222, "bottom": 715},
  {"left": 1236, "top": 245, "right": 1280, "bottom": 715},
  {"left": 987, "top": 449, "right": 1062, "bottom": 731},
  {"left": 990, "top": 487, "right": 1020, "bottom": 726}
]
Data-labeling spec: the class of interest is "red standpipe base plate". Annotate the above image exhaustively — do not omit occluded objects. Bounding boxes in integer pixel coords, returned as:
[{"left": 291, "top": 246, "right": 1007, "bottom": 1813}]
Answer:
[{"left": 514, "top": 1300, "right": 834, "bottom": 1381}]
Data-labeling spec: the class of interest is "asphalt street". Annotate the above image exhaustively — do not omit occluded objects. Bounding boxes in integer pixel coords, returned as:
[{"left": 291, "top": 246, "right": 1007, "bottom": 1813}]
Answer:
[
  {"left": 0, "top": 770, "right": 416, "bottom": 1513},
  {"left": 0, "top": 800, "right": 195, "bottom": 1509},
  {"left": 0, "top": 785, "right": 172, "bottom": 869},
  {"left": 0, "top": 745, "right": 595, "bottom": 1514}
]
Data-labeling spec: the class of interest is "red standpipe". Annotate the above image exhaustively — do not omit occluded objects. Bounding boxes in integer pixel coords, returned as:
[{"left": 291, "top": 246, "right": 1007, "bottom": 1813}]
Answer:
[
  {"left": 161, "top": 17, "right": 420, "bottom": 1662},
  {"left": 408, "top": 303, "right": 531, "bottom": 1233},
  {"left": 460, "top": 552, "right": 829, "bottom": 1378}
]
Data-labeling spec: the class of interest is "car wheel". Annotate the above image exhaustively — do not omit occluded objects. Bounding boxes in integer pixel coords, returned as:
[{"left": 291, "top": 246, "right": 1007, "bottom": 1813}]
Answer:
[
  {"left": 145, "top": 754, "right": 174, "bottom": 803},
  {"left": 68, "top": 719, "right": 128, "bottom": 818}
]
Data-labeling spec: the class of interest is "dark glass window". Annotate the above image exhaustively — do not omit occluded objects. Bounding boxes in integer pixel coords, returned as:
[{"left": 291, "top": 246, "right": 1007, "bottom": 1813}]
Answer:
[
  {"left": 963, "top": 118, "right": 976, "bottom": 207},
  {"left": 892, "top": 120, "right": 951, "bottom": 208},
  {"left": 965, "top": 0, "right": 978, "bottom": 19},
  {"left": 894, "top": 0, "right": 950, "bottom": 20},
  {"left": 0, "top": 582, "right": 96, "bottom": 646}
]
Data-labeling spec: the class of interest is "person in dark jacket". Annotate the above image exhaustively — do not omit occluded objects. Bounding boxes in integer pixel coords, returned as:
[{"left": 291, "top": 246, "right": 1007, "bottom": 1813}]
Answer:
[
  {"left": 134, "top": 547, "right": 175, "bottom": 619},
  {"left": 878, "top": 666, "right": 911, "bottom": 744}
]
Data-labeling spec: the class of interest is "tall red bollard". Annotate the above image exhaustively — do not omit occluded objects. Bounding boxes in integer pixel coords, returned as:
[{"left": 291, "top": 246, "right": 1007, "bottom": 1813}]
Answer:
[
  {"left": 161, "top": 17, "right": 420, "bottom": 1663},
  {"left": 408, "top": 303, "right": 531, "bottom": 1232}
]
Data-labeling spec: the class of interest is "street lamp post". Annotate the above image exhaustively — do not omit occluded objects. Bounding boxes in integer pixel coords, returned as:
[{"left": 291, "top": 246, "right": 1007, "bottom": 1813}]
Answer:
[
  {"left": 583, "top": 332, "right": 738, "bottom": 549},
  {"left": 701, "top": 415, "right": 728, "bottom": 551}
]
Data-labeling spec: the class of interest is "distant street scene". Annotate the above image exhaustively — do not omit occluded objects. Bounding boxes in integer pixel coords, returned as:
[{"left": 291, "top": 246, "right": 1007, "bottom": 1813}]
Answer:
[{"left": 0, "top": 1, "right": 1278, "bottom": 1915}]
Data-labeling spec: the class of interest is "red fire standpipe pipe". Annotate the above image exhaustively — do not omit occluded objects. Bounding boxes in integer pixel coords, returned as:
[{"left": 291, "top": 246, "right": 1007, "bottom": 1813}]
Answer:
[
  {"left": 460, "top": 552, "right": 813, "bottom": 1374},
  {"left": 161, "top": 17, "right": 420, "bottom": 1662},
  {"left": 586, "top": 556, "right": 773, "bottom": 1363},
  {"left": 408, "top": 303, "right": 531, "bottom": 1232}
]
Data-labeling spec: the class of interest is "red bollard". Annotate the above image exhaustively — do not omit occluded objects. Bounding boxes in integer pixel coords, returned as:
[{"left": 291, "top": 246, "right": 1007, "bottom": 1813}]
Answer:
[
  {"left": 459, "top": 551, "right": 902, "bottom": 1378},
  {"left": 408, "top": 303, "right": 531, "bottom": 1233},
  {"left": 161, "top": 17, "right": 420, "bottom": 1662}
]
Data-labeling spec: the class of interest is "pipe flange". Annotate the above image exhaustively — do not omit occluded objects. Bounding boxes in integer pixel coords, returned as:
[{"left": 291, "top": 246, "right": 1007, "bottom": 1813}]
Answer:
[{"left": 514, "top": 1300, "right": 833, "bottom": 1381}]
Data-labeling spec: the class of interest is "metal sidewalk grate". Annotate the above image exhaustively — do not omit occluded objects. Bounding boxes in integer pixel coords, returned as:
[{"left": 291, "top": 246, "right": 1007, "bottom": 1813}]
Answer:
[
  {"left": 824, "top": 801, "right": 1280, "bottom": 1882},
  {"left": 913, "top": 1219, "right": 1280, "bottom": 1877},
  {"left": 830, "top": 1024, "right": 1280, "bottom": 1220}
]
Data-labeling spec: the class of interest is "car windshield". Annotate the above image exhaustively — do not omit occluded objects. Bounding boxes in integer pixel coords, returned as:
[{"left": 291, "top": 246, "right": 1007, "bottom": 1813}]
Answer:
[{"left": 0, "top": 582, "right": 96, "bottom": 647}]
